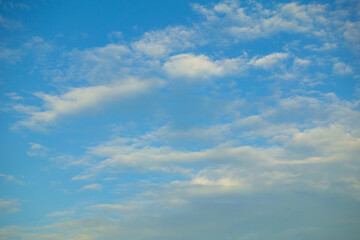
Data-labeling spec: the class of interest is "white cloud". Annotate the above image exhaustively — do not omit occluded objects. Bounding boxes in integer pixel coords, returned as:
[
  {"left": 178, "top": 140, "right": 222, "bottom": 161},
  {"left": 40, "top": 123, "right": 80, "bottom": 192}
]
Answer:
[
  {"left": 71, "top": 174, "right": 96, "bottom": 181},
  {"left": 293, "top": 58, "right": 311, "bottom": 68},
  {"left": 0, "top": 174, "right": 24, "bottom": 185},
  {"left": 71, "top": 93, "right": 360, "bottom": 200},
  {"left": 80, "top": 183, "right": 103, "bottom": 191},
  {"left": 1, "top": 1, "right": 31, "bottom": 10},
  {"left": 333, "top": 62, "right": 353, "bottom": 75},
  {"left": 0, "top": 14, "right": 22, "bottom": 29},
  {"left": 47, "top": 210, "right": 74, "bottom": 217},
  {"left": 89, "top": 139, "right": 280, "bottom": 172},
  {"left": 249, "top": 52, "right": 288, "bottom": 69},
  {"left": 50, "top": 154, "right": 91, "bottom": 169},
  {"left": 163, "top": 53, "right": 246, "bottom": 79},
  {"left": 55, "top": 43, "right": 133, "bottom": 84},
  {"left": 172, "top": 176, "right": 252, "bottom": 196},
  {"left": 0, "top": 47, "right": 21, "bottom": 63},
  {"left": 27, "top": 142, "right": 48, "bottom": 157},
  {"left": 304, "top": 42, "right": 337, "bottom": 51},
  {"left": 194, "top": 1, "right": 331, "bottom": 41},
  {"left": 132, "top": 26, "right": 195, "bottom": 58},
  {"left": 83, "top": 44, "right": 130, "bottom": 61},
  {"left": 0, "top": 199, "right": 21, "bottom": 214},
  {"left": 343, "top": 21, "right": 360, "bottom": 50},
  {"left": 281, "top": 124, "right": 360, "bottom": 164},
  {"left": 90, "top": 204, "right": 138, "bottom": 213},
  {"left": 164, "top": 54, "right": 223, "bottom": 79},
  {"left": 16, "top": 78, "right": 164, "bottom": 129},
  {"left": 5, "top": 92, "right": 23, "bottom": 100},
  {"left": 1, "top": 1, "right": 360, "bottom": 239},
  {"left": 0, "top": 36, "right": 53, "bottom": 65}
]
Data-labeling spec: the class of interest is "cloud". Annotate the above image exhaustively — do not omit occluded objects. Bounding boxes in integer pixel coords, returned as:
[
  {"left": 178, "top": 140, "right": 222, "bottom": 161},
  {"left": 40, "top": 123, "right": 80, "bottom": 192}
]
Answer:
[
  {"left": 80, "top": 184, "right": 103, "bottom": 192},
  {"left": 0, "top": 174, "right": 24, "bottom": 185},
  {"left": 0, "top": 14, "right": 22, "bottom": 29},
  {"left": 131, "top": 26, "right": 195, "bottom": 58},
  {"left": 1, "top": 1, "right": 360, "bottom": 239},
  {"left": 163, "top": 54, "right": 223, "bottom": 79},
  {"left": 172, "top": 176, "right": 252, "bottom": 196},
  {"left": 47, "top": 43, "right": 132, "bottom": 84},
  {"left": 66, "top": 92, "right": 360, "bottom": 202},
  {"left": 47, "top": 210, "right": 75, "bottom": 217},
  {"left": 0, "top": 47, "right": 22, "bottom": 63},
  {"left": 193, "top": 1, "right": 331, "bottom": 41},
  {"left": 16, "top": 78, "right": 164, "bottom": 129},
  {"left": 281, "top": 124, "right": 360, "bottom": 164},
  {"left": 333, "top": 62, "right": 353, "bottom": 75},
  {"left": 3, "top": 91, "right": 360, "bottom": 234},
  {"left": 71, "top": 174, "right": 96, "bottom": 181},
  {"left": 27, "top": 142, "right": 48, "bottom": 157},
  {"left": 249, "top": 52, "right": 289, "bottom": 69},
  {"left": 90, "top": 204, "right": 138, "bottom": 213},
  {"left": 1, "top": 1, "right": 31, "bottom": 10},
  {"left": 343, "top": 21, "right": 360, "bottom": 50},
  {"left": 0, "top": 36, "right": 53, "bottom": 64},
  {"left": 5, "top": 92, "right": 23, "bottom": 100},
  {"left": 1, "top": 190, "right": 359, "bottom": 239},
  {"left": 304, "top": 42, "right": 337, "bottom": 51},
  {"left": 0, "top": 199, "right": 21, "bottom": 214},
  {"left": 163, "top": 53, "right": 246, "bottom": 79},
  {"left": 0, "top": 218, "right": 124, "bottom": 240},
  {"left": 88, "top": 139, "right": 280, "bottom": 172}
]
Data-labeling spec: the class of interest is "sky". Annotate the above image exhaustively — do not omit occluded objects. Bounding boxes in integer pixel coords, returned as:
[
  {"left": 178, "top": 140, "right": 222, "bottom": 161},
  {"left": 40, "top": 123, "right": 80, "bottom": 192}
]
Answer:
[{"left": 0, "top": 0, "right": 360, "bottom": 239}]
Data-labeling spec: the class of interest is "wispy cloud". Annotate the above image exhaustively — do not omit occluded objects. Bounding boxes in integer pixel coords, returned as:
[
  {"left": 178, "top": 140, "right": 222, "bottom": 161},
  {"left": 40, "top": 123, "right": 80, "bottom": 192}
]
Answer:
[
  {"left": 132, "top": 26, "right": 195, "bottom": 58},
  {"left": 79, "top": 183, "right": 103, "bottom": 192},
  {"left": 0, "top": 36, "right": 53, "bottom": 64},
  {"left": 47, "top": 210, "right": 75, "bottom": 217},
  {"left": 0, "top": 14, "right": 22, "bottom": 29},
  {"left": 5, "top": 92, "right": 23, "bottom": 100},
  {"left": 27, "top": 142, "right": 48, "bottom": 157},
  {"left": 0, "top": 199, "right": 21, "bottom": 214},
  {"left": 0, "top": 174, "right": 24, "bottom": 185}
]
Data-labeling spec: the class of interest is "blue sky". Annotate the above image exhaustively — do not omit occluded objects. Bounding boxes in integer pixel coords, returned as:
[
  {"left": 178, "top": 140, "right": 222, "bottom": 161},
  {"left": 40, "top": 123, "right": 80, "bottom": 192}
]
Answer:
[{"left": 0, "top": 0, "right": 360, "bottom": 239}]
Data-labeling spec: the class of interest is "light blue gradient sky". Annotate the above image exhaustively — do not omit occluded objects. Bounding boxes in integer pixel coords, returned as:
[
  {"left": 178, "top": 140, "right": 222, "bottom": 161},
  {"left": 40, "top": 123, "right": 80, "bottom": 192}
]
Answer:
[{"left": 1, "top": 0, "right": 360, "bottom": 239}]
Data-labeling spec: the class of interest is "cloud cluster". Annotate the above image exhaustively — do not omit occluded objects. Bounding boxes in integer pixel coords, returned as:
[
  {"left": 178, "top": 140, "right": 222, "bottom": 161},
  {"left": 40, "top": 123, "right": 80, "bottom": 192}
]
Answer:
[
  {"left": 7, "top": 0, "right": 358, "bottom": 129},
  {"left": 1, "top": 0, "right": 360, "bottom": 239},
  {"left": 63, "top": 93, "right": 360, "bottom": 202},
  {"left": 194, "top": 2, "right": 323, "bottom": 37}
]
